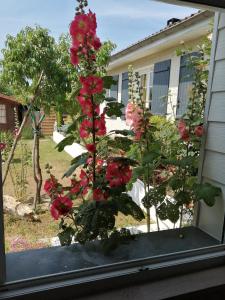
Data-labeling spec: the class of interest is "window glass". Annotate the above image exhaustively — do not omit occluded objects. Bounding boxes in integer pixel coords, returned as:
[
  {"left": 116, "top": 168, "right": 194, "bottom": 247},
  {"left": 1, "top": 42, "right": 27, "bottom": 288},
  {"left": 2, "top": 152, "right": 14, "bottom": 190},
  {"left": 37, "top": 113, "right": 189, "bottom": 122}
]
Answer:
[{"left": 110, "top": 75, "right": 119, "bottom": 101}]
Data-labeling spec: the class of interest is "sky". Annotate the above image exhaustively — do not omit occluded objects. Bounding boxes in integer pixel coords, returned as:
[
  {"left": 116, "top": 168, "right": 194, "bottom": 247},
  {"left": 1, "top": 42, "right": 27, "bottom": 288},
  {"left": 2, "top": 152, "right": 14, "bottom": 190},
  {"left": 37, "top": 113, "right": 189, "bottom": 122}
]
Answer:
[{"left": 0, "top": 0, "right": 197, "bottom": 55}]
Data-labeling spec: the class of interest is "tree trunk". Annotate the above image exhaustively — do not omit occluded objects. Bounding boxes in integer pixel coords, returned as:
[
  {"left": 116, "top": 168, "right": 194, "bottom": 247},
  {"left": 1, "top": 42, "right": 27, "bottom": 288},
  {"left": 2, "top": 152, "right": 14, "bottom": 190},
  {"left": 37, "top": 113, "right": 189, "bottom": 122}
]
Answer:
[
  {"left": 32, "top": 117, "right": 42, "bottom": 211},
  {"left": 2, "top": 72, "right": 44, "bottom": 186}
]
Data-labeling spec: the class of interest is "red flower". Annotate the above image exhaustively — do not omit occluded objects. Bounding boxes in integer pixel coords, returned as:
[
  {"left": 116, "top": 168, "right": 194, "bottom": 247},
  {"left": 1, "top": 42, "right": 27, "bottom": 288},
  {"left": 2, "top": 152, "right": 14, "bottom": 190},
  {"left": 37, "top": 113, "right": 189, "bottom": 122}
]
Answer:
[
  {"left": 93, "top": 188, "right": 108, "bottom": 201},
  {"left": 72, "top": 33, "right": 85, "bottom": 49},
  {"left": 194, "top": 125, "right": 204, "bottom": 137},
  {"left": 79, "top": 119, "right": 92, "bottom": 139},
  {"left": 80, "top": 170, "right": 89, "bottom": 188},
  {"left": 87, "top": 11, "right": 97, "bottom": 34},
  {"left": 95, "top": 113, "right": 106, "bottom": 136},
  {"left": 178, "top": 120, "right": 189, "bottom": 142},
  {"left": 77, "top": 96, "right": 100, "bottom": 117},
  {"left": 80, "top": 76, "right": 103, "bottom": 95},
  {"left": 50, "top": 196, "right": 73, "bottom": 220},
  {"left": 70, "top": 14, "right": 90, "bottom": 36},
  {"left": 70, "top": 179, "right": 81, "bottom": 194},
  {"left": 70, "top": 47, "right": 79, "bottom": 66},
  {"left": 0, "top": 143, "right": 6, "bottom": 151},
  {"left": 44, "top": 175, "right": 58, "bottom": 196},
  {"left": 86, "top": 143, "right": 96, "bottom": 153},
  {"left": 106, "top": 162, "right": 132, "bottom": 188}
]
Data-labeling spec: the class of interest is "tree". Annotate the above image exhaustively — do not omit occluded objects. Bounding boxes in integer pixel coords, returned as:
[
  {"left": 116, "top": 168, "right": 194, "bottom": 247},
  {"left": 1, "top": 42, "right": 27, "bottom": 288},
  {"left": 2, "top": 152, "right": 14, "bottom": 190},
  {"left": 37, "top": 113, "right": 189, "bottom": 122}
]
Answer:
[{"left": 0, "top": 26, "right": 68, "bottom": 209}]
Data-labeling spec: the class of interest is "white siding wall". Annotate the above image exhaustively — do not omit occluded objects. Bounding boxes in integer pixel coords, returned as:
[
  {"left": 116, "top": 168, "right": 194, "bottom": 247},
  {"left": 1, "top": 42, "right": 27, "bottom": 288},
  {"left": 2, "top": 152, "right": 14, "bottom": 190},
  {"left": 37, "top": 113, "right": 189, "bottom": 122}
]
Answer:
[{"left": 198, "top": 13, "right": 225, "bottom": 241}]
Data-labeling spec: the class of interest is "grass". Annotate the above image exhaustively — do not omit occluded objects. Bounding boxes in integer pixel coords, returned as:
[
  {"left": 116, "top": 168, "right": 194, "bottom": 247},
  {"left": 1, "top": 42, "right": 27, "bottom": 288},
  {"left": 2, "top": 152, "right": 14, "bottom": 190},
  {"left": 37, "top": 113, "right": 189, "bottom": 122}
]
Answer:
[{"left": 3, "top": 138, "right": 148, "bottom": 253}]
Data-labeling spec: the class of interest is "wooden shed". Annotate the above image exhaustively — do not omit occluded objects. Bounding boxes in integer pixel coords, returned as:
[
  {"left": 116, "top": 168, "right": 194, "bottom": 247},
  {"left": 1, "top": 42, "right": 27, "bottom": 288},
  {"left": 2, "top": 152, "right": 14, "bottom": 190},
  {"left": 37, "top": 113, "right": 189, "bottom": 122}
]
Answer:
[{"left": 0, "top": 93, "right": 20, "bottom": 132}]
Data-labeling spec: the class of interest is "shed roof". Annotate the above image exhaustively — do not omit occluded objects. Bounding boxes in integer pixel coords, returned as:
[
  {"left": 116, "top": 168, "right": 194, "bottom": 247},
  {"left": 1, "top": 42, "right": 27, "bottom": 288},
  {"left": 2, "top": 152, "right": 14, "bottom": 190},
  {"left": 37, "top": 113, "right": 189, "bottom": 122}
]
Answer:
[{"left": 0, "top": 93, "right": 19, "bottom": 105}]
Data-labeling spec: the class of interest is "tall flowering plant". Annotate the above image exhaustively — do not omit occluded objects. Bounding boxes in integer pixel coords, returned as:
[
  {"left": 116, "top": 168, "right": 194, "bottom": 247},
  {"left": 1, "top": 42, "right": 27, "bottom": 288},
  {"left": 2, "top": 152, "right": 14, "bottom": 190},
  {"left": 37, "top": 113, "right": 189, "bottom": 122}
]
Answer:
[{"left": 45, "top": 0, "right": 144, "bottom": 247}]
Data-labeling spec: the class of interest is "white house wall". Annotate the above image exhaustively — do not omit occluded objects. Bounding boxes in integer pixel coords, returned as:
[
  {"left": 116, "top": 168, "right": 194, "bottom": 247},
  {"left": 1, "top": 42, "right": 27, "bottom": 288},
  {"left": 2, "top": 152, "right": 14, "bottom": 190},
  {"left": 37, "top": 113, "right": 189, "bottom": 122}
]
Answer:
[{"left": 198, "top": 13, "right": 225, "bottom": 241}]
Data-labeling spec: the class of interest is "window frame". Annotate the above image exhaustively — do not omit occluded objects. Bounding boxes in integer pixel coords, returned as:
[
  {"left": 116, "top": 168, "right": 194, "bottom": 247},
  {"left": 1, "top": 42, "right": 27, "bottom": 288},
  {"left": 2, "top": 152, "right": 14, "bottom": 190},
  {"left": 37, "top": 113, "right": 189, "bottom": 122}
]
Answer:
[
  {"left": 0, "top": 104, "right": 7, "bottom": 124},
  {"left": 1, "top": 3, "right": 225, "bottom": 299}
]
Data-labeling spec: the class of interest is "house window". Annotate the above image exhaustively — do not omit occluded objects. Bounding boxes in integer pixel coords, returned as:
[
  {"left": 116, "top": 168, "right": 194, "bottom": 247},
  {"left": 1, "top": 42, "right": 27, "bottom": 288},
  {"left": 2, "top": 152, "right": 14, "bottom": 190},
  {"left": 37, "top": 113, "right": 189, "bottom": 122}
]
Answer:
[
  {"left": 0, "top": 105, "right": 6, "bottom": 124},
  {"left": 149, "top": 71, "right": 154, "bottom": 110},
  {"left": 140, "top": 74, "right": 147, "bottom": 104},
  {"left": 121, "top": 72, "right": 129, "bottom": 119},
  {"left": 109, "top": 75, "right": 119, "bottom": 101}
]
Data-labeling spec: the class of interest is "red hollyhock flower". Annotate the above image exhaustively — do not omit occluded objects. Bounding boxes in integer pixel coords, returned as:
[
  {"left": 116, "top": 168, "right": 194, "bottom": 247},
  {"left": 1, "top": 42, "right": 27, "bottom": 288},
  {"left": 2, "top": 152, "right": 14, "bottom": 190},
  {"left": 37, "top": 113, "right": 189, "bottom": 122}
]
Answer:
[
  {"left": 70, "top": 179, "right": 81, "bottom": 194},
  {"left": 50, "top": 196, "right": 73, "bottom": 220},
  {"left": 77, "top": 96, "right": 100, "bottom": 117},
  {"left": 106, "top": 162, "right": 132, "bottom": 187},
  {"left": 80, "top": 170, "right": 89, "bottom": 188},
  {"left": 79, "top": 119, "right": 92, "bottom": 139},
  {"left": 87, "top": 11, "right": 97, "bottom": 34},
  {"left": 86, "top": 143, "right": 96, "bottom": 153},
  {"left": 70, "top": 14, "right": 90, "bottom": 36},
  {"left": 70, "top": 47, "right": 79, "bottom": 66},
  {"left": 194, "top": 125, "right": 204, "bottom": 137},
  {"left": 72, "top": 33, "right": 85, "bottom": 49},
  {"left": 0, "top": 143, "right": 6, "bottom": 151},
  {"left": 80, "top": 76, "right": 103, "bottom": 95},
  {"left": 93, "top": 188, "right": 108, "bottom": 201},
  {"left": 178, "top": 120, "right": 189, "bottom": 142},
  {"left": 121, "top": 165, "right": 132, "bottom": 184},
  {"left": 44, "top": 175, "right": 58, "bottom": 196},
  {"left": 95, "top": 113, "right": 106, "bottom": 136}
]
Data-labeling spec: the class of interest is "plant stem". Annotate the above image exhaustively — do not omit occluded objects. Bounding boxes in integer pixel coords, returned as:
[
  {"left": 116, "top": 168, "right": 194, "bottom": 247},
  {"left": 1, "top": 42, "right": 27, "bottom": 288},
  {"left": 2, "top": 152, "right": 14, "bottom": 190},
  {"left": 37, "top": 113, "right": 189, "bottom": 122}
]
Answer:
[{"left": 91, "top": 95, "right": 96, "bottom": 186}]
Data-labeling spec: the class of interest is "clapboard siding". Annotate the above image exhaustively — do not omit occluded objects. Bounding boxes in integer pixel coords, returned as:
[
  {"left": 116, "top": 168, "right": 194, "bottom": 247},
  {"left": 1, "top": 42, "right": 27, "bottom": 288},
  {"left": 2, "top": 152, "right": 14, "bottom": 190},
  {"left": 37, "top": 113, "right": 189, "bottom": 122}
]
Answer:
[
  {"left": 202, "top": 151, "right": 225, "bottom": 185},
  {"left": 206, "top": 123, "right": 225, "bottom": 153},
  {"left": 219, "top": 14, "right": 225, "bottom": 29},
  {"left": 208, "top": 92, "right": 225, "bottom": 122},
  {"left": 212, "top": 59, "right": 225, "bottom": 92},
  {"left": 215, "top": 28, "right": 225, "bottom": 60}
]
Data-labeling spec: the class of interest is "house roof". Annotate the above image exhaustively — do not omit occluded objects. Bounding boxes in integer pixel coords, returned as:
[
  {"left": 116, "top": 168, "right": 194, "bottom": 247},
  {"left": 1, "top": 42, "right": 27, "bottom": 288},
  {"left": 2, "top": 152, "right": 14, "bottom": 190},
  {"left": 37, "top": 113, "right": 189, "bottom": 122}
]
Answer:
[
  {"left": 155, "top": 0, "right": 225, "bottom": 11},
  {"left": 110, "top": 10, "right": 214, "bottom": 63},
  {"left": 0, "top": 93, "right": 19, "bottom": 105}
]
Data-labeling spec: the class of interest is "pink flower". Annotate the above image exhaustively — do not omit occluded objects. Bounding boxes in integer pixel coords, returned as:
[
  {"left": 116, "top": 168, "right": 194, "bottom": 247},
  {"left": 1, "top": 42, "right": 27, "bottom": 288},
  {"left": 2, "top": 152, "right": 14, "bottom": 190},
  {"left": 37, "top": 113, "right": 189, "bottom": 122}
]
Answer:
[
  {"left": 178, "top": 120, "right": 189, "bottom": 142},
  {"left": 0, "top": 143, "right": 6, "bottom": 151},
  {"left": 194, "top": 125, "right": 204, "bottom": 137},
  {"left": 125, "top": 102, "right": 144, "bottom": 140},
  {"left": 50, "top": 196, "right": 73, "bottom": 220}
]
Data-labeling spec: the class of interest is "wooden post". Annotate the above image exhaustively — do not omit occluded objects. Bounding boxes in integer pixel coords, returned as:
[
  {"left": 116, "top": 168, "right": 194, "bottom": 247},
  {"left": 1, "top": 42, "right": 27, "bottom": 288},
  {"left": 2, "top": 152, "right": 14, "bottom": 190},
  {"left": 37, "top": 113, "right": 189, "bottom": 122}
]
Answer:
[{"left": 0, "top": 151, "right": 6, "bottom": 284}]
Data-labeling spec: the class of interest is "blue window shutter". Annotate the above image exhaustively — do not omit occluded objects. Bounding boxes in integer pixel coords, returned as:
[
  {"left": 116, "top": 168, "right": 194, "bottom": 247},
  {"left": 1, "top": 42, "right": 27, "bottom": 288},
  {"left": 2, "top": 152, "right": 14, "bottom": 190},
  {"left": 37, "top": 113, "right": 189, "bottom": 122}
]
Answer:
[
  {"left": 151, "top": 59, "right": 171, "bottom": 115},
  {"left": 110, "top": 75, "right": 119, "bottom": 101},
  {"left": 121, "top": 72, "right": 129, "bottom": 119},
  {"left": 176, "top": 52, "right": 201, "bottom": 117}
]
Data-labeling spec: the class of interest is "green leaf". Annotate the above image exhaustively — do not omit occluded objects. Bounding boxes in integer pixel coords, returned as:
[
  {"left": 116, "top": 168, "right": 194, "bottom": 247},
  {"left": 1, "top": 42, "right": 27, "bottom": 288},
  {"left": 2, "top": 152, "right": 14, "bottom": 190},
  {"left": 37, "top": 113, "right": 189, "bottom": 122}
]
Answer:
[
  {"left": 105, "top": 102, "right": 124, "bottom": 118},
  {"left": 56, "top": 135, "right": 74, "bottom": 152},
  {"left": 113, "top": 194, "right": 145, "bottom": 221},
  {"left": 194, "top": 183, "right": 221, "bottom": 207},
  {"left": 58, "top": 227, "right": 75, "bottom": 246},
  {"left": 108, "top": 136, "right": 133, "bottom": 152},
  {"left": 103, "top": 76, "right": 117, "bottom": 89},
  {"left": 63, "top": 153, "right": 88, "bottom": 178}
]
